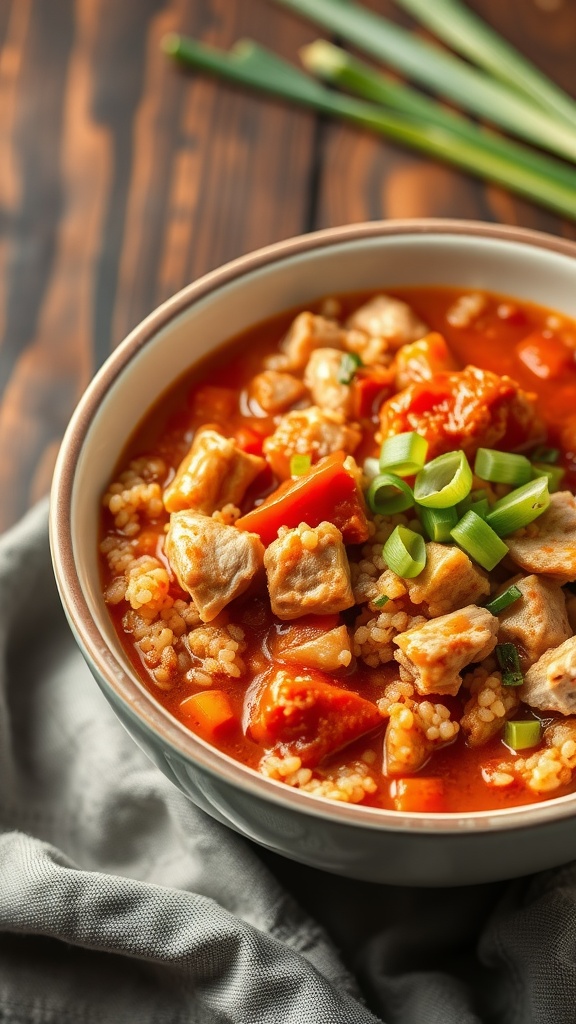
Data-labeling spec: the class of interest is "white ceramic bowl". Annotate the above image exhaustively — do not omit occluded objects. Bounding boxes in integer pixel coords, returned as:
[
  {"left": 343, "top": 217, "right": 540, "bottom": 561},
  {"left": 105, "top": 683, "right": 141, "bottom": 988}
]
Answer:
[{"left": 50, "top": 220, "right": 576, "bottom": 886}]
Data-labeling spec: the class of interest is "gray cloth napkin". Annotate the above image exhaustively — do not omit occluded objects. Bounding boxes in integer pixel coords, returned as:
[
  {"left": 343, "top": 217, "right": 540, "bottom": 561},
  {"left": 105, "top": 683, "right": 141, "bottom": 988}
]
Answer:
[{"left": 1, "top": 501, "right": 575, "bottom": 1024}]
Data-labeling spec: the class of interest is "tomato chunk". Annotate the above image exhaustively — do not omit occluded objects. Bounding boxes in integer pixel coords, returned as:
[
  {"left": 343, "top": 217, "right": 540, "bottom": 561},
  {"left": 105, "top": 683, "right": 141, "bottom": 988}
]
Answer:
[
  {"left": 234, "top": 425, "right": 265, "bottom": 456},
  {"left": 236, "top": 451, "right": 369, "bottom": 546},
  {"left": 249, "top": 667, "right": 382, "bottom": 767},
  {"left": 515, "top": 332, "right": 573, "bottom": 380},
  {"left": 351, "top": 366, "right": 394, "bottom": 418},
  {"left": 390, "top": 777, "right": 446, "bottom": 813},
  {"left": 180, "top": 690, "right": 236, "bottom": 740}
]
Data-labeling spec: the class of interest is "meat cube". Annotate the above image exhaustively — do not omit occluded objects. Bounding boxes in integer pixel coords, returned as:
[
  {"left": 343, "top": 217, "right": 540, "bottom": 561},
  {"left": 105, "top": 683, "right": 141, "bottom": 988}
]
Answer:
[
  {"left": 273, "top": 621, "right": 352, "bottom": 671},
  {"left": 248, "top": 370, "right": 307, "bottom": 415},
  {"left": 394, "top": 332, "right": 458, "bottom": 390},
  {"left": 346, "top": 294, "right": 428, "bottom": 359},
  {"left": 379, "top": 366, "right": 543, "bottom": 461},
  {"left": 249, "top": 667, "right": 382, "bottom": 767},
  {"left": 304, "top": 348, "right": 354, "bottom": 416},
  {"left": 264, "top": 521, "right": 355, "bottom": 620},
  {"left": 521, "top": 636, "right": 576, "bottom": 715},
  {"left": 165, "top": 511, "right": 264, "bottom": 622},
  {"left": 460, "top": 667, "right": 519, "bottom": 747},
  {"left": 384, "top": 699, "right": 459, "bottom": 775},
  {"left": 403, "top": 543, "right": 490, "bottom": 618},
  {"left": 497, "top": 574, "right": 572, "bottom": 670},
  {"left": 506, "top": 492, "right": 576, "bottom": 585},
  {"left": 265, "top": 312, "right": 345, "bottom": 371},
  {"left": 263, "top": 405, "right": 361, "bottom": 480},
  {"left": 393, "top": 606, "right": 499, "bottom": 696},
  {"left": 446, "top": 292, "right": 487, "bottom": 328},
  {"left": 163, "top": 428, "right": 265, "bottom": 514}
]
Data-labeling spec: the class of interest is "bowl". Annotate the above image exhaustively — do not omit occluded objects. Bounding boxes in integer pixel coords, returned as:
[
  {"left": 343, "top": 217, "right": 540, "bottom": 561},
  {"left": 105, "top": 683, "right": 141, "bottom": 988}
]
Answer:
[{"left": 50, "top": 219, "right": 576, "bottom": 886}]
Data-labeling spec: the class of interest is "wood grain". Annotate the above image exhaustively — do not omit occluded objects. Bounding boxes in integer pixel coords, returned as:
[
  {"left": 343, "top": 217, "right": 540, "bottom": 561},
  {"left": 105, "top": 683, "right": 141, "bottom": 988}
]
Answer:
[{"left": 1, "top": 0, "right": 576, "bottom": 531}]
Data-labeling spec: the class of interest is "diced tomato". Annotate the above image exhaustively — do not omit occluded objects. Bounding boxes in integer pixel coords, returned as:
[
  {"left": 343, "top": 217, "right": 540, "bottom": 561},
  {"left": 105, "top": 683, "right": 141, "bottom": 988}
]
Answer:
[
  {"left": 234, "top": 425, "right": 265, "bottom": 456},
  {"left": 249, "top": 667, "right": 382, "bottom": 767},
  {"left": 236, "top": 451, "right": 369, "bottom": 546},
  {"left": 390, "top": 777, "right": 446, "bottom": 813},
  {"left": 180, "top": 690, "right": 236, "bottom": 740},
  {"left": 352, "top": 366, "right": 394, "bottom": 418},
  {"left": 515, "top": 332, "right": 573, "bottom": 380}
]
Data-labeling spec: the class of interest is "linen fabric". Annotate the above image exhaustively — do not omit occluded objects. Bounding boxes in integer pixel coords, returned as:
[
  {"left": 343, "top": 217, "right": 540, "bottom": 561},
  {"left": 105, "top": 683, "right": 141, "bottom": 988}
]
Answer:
[{"left": 0, "top": 500, "right": 574, "bottom": 1024}]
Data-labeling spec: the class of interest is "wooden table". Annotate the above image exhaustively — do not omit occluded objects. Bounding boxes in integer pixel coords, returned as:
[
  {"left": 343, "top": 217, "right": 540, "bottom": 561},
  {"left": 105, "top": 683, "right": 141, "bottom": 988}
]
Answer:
[{"left": 1, "top": 0, "right": 575, "bottom": 532}]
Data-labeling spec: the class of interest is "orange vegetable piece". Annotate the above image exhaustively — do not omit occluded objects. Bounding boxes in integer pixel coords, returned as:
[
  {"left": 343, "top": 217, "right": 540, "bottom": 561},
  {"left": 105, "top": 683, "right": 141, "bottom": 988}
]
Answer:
[
  {"left": 391, "top": 777, "right": 446, "bottom": 813},
  {"left": 236, "top": 451, "right": 369, "bottom": 546},
  {"left": 234, "top": 425, "right": 265, "bottom": 456},
  {"left": 180, "top": 690, "right": 236, "bottom": 740},
  {"left": 515, "top": 332, "right": 573, "bottom": 380},
  {"left": 351, "top": 365, "right": 394, "bottom": 418},
  {"left": 249, "top": 667, "right": 382, "bottom": 767}
]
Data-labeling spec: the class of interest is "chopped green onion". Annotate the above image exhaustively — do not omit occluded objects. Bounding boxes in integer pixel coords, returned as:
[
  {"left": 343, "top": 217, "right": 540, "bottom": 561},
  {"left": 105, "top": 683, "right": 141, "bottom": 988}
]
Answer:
[
  {"left": 474, "top": 448, "right": 532, "bottom": 486},
  {"left": 496, "top": 643, "right": 524, "bottom": 687},
  {"left": 531, "top": 463, "right": 565, "bottom": 493},
  {"left": 379, "top": 431, "right": 428, "bottom": 477},
  {"left": 450, "top": 510, "right": 508, "bottom": 571},
  {"left": 530, "top": 446, "right": 559, "bottom": 465},
  {"left": 290, "top": 453, "right": 312, "bottom": 476},
  {"left": 373, "top": 594, "right": 390, "bottom": 608},
  {"left": 363, "top": 457, "right": 380, "bottom": 482},
  {"left": 486, "top": 477, "right": 550, "bottom": 537},
  {"left": 338, "top": 351, "right": 363, "bottom": 384},
  {"left": 457, "top": 494, "right": 490, "bottom": 519},
  {"left": 417, "top": 504, "right": 458, "bottom": 543},
  {"left": 504, "top": 720, "right": 541, "bottom": 751},
  {"left": 414, "top": 450, "right": 472, "bottom": 509},
  {"left": 485, "top": 584, "right": 522, "bottom": 616},
  {"left": 367, "top": 473, "right": 415, "bottom": 516},
  {"left": 383, "top": 525, "right": 427, "bottom": 579}
]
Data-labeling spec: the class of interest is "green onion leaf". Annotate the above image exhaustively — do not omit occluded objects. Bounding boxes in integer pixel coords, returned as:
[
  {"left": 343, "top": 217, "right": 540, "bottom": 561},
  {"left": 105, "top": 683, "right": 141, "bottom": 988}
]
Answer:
[
  {"left": 450, "top": 510, "right": 508, "bottom": 571},
  {"left": 379, "top": 431, "right": 428, "bottom": 477},
  {"left": 486, "top": 477, "right": 550, "bottom": 537},
  {"left": 485, "top": 584, "right": 522, "bottom": 616},
  {"left": 531, "top": 463, "right": 565, "bottom": 493},
  {"left": 367, "top": 473, "right": 415, "bottom": 516},
  {"left": 530, "top": 446, "right": 560, "bottom": 465},
  {"left": 503, "top": 720, "right": 541, "bottom": 751},
  {"left": 373, "top": 594, "right": 390, "bottom": 608},
  {"left": 383, "top": 525, "right": 427, "bottom": 579},
  {"left": 457, "top": 493, "right": 490, "bottom": 520},
  {"left": 474, "top": 448, "right": 532, "bottom": 486},
  {"left": 290, "top": 453, "right": 312, "bottom": 476},
  {"left": 414, "top": 450, "right": 472, "bottom": 509},
  {"left": 417, "top": 504, "right": 458, "bottom": 543},
  {"left": 338, "top": 351, "right": 363, "bottom": 384},
  {"left": 496, "top": 643, "right": 524, "bottom": 687}
]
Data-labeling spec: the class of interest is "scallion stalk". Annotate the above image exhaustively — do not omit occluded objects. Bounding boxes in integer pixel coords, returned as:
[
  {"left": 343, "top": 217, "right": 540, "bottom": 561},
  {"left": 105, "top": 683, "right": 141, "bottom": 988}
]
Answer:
[
  {"left": 367, "top": 473, "right": 415, "bottom": 516},
  {"left": 373, "top": 594, "right": 390, "bottom": 608},
  {"left": 379, "top": 431, "right": 428, "bottom": 477},
  {"left": 496, "top": 643, "right": 524, "bottom": 687},
  {"left": 503, "top": 720, "right": 541, "bottom": 750},
  {"left": 486, "top": 477, "right": 550, "bottom": 537},
  {"left": 290, "top": 453, "right": 312, "bottom": 476},
  {"left": 417, "top": 504, "right": 458, "bottom": 543},
  {"left": 450, "top": 510, "right": 508, "bottom": 571},
  {"left": 383, "top": 525, "right": 427, "bottom": 579},
  {"left": 338, "top": 351, "right": 363, "bottom": 384},
  {"left": 530, "top": 446, "right": 560, "bottom": 465},
  {"left": 474, "top": 448, "right": 533, "bottom": 487},
  {"left": 531, "top": 463, "right": 565, "bottom": 493},
  {"left": 485, "top": 584, "right": 522, "bottom": 616},
  {"left": 414, "top": 451, "right": 472, "bottom": 509}
]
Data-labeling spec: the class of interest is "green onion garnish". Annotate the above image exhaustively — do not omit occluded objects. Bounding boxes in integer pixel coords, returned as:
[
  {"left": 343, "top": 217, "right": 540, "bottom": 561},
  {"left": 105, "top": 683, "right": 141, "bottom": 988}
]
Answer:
[
  {"left": 290, "top": 453, "right": 312, "bottom": 476},
  {"left": 450, "top": 510, "right": 508, "bottom": 571},
  {"left": 379, "top": 431, "right": 428, "bottom": 477},
  {"left": 457, "top": 495, "right": 490, "bottom": 520},
  {"left": 531, "top": 463, "right": 565, "bottom": 494},
  {"left": 503, "top": 720, "right": 541, "bottom": 751},
  {"left": 485, "top": 477, "right": 550, "bottom": 538},
  {"left": 363, "top": 457, "right": 380, "bottom": 482},
  {"left": 338, "top": 351, "right": 363, "bottom": 384},
  {"left": 373, "top": 594, "right": 390, "bottom": 608},
  {"left": 367, "top": 473, "right": 415, "bottom": 516},
  {"left": 474, "top": 448, "right": 532, "bottom": 487},
  {"left": 417, "top": 504, "right": 458, "bottom": 543},
  {"left": 414, "top": 450, "right": 472, "bottom": 509},
  {"left": 530, "top": 446, "right": 560, "bottom": 465},
  {"left": 496, "top": 643, "right": 524, "bottom": 687},
  {"left": 383, "top": 525, "right": 427, "bottom": 579},
  {"left": 485, "top": 584, "right": 522, "bottom": 616}
]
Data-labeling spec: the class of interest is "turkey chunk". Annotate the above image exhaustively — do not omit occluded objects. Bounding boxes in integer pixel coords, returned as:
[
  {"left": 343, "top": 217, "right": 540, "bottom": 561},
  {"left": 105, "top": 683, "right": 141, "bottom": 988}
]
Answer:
[
  {"left": 264, "top": 521, "right": 355, "bottom": 620},
  {"left": 265, "top": 312, "right": 345, "bottom": 371},
  {"left": 248, "top": 370, "right": 307, "bottom": 415},
  {"left": 274, "top": 624, "right": 352, "bottom": 672},
  {"left": 497, "top": 575, "right": 572, "bottom": 671},
  {"left": 460, "top": 667, "right": 519, "bottom": 747},
  {"left": 393, "top": 606, "right": 498, "bottom": 696},
  {"left": 346, "top": 294, "right": 428, "bottom": 361},
  {"left": 521, "top": 636, "right": 576, "bottom": 715},
  {"left": 384, "top": 699, "right": 459, "bottom": 775},
  {"left": 403, "top": 543, "right": 490, "bottom": 618},
  {"left": 165, "top": 511, "right": 264, "bottom": 622},
  {"left": 506, "top": 492, "right": 576, "bottom": 585},
  {"left": 263, "top": 405, "right": 361, "bottom": 480},
  {"left": 304, "top": 348, "right": 354, "bottom": 416},
  {"left": 163, "top": 429, "right": 265, "bottom": 514}
]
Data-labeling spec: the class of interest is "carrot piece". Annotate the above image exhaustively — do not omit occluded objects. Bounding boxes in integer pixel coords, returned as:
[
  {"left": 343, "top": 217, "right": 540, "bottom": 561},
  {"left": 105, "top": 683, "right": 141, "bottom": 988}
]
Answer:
[
  {"left": 180, "top": 690, "right": 236, "bottom": 739},
  {"left": 236, "top": 451, "right": 369, "bottom": 546},
  {"left": 391, "top": 777, "right": 445, "bottom": 813},
  {"left": 352, "top": 366, "right": 394, "bottom": 418},
  {"left": 515, "top": 333, "right": 572, "bottom": 380}
]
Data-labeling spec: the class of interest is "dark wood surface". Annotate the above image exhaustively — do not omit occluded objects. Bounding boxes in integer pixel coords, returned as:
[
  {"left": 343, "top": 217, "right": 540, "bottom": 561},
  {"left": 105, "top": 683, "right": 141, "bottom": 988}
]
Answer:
[{"left": 1, "top": 0, "right": 576, "bottom": 531}]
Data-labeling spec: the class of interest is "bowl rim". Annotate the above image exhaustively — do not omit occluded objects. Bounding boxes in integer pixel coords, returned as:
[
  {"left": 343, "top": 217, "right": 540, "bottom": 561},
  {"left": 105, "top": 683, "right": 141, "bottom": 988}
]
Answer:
[{"left": 50, "top": 217, "right": 576, "bottom": 835}]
